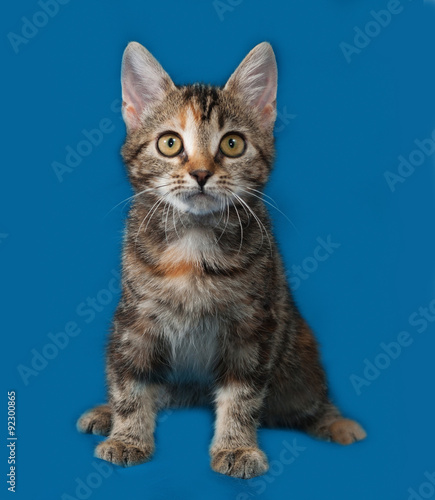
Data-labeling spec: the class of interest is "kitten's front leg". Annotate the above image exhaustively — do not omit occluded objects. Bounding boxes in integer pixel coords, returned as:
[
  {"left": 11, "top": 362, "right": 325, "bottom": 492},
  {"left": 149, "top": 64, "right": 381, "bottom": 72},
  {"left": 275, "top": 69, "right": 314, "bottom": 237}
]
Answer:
[
  {"left": 95, "top": 380, "right": 159, "bottom": 467},
  {"left": 210, "top": 335, "right": 270, "bottom": 479},
  {"left": 211, "top": 382, "right": 269, "bottom": 479},
  {"left": 95, "top": 318, "right": 170, "bottom": 467}
]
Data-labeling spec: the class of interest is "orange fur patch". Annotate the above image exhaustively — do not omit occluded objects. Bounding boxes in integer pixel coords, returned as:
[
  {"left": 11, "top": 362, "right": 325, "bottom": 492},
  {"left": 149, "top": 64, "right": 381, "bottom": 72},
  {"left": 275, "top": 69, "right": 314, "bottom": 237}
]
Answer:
[
  {"left": 189, "top": 103, "right": 202, "bottom": 123},
  {"left": 178, "top": 109, "right": 187, "bottom": 130},
  {"left": 155, "top": 248, "right": 201, "bottom": 278},
  {"left": 184, "top": 153, "right": 217, "bottom": 176},
  {"left": 158, "top": 260, "right": 199, "bottom": 278}
]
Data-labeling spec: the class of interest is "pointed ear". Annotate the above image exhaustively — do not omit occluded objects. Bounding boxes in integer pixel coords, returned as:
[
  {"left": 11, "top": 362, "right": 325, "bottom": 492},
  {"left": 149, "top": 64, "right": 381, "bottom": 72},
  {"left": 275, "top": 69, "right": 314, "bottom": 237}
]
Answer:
[
  {"left": 121, "top": 42, "right": 175, "bottom": 131},
  {"left": 224, "top": 42, "right": 277, "bottom": 129}
]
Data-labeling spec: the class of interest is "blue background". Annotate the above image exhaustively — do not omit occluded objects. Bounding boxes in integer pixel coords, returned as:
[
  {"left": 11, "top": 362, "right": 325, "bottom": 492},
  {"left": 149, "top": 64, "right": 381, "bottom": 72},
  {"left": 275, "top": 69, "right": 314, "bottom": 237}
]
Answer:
[{"left": 2, "top": 1, "right": 435, "bottom": 499}]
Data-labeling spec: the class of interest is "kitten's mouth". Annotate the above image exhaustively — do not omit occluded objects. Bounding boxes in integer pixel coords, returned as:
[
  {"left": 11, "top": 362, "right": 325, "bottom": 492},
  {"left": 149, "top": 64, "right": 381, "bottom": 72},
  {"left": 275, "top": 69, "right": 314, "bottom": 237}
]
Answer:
[
  {"left": 187, "top": 189, "right": 212, "bottom": 199},
  {"left": 180, "top": 189, "right": 222, "bottom": 215}
]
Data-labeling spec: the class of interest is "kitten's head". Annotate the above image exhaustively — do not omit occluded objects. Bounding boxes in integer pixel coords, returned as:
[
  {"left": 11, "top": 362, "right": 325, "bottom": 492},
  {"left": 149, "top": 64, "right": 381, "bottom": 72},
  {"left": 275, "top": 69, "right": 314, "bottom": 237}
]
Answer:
[{"left": 121, "top": 42, "right": 277, "bottom": 216}]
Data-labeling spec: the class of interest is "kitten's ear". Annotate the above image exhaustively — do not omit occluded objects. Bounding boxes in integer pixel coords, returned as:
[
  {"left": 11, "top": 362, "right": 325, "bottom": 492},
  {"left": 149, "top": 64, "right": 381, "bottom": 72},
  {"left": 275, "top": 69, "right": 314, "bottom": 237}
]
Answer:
[
  {"left": 224, "top": 42, "right": 277, "bottom": 129},
  {"left": 121, "top": 42, "right": 175, "bottom": 131}
]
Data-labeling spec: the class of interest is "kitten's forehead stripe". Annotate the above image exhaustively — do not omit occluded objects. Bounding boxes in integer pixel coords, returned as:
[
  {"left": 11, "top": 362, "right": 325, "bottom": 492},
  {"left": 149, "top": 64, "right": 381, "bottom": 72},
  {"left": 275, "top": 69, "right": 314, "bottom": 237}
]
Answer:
[
  {"left": 197, "top": 85, "right": 208, "bottom": 117},
  {"left": 218, "top": 112, "right": 225, "bottom": 131},
  {"left": 204, "top": 88, "right": 219, "bottom": 122},
  {"left": 182, "top": 106, "right": 200, "bottom": 157},
  {"left": 181, "top": 84, "right": 221, "bottom": 123},
  {"left": 178, "top": 109, "right": 187, "bottom": 130},
  {"left": 189, "top": 101, "right": 203, "bottom": 124}
]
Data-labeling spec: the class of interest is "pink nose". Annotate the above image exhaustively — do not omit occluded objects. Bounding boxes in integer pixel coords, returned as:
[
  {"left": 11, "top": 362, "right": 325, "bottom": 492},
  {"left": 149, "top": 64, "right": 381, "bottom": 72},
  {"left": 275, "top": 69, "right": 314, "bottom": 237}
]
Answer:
[{"left": 189, "top": 169, "right": 213, "bottom": 188}]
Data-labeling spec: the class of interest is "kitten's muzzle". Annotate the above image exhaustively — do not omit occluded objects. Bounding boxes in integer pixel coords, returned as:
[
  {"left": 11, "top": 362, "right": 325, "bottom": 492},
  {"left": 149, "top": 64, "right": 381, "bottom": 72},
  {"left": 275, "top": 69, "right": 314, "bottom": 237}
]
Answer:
[{"left": 189, "top": 169, "right": 213, "bottom": 189}]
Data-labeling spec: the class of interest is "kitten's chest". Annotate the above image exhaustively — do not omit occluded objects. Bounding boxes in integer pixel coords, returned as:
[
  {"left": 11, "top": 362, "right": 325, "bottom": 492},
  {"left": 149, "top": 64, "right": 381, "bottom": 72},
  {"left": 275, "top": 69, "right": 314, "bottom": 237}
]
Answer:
[
  {"left": 147, "top": 231, "right": 226, "bottom": 380},
  {"left": 153, "top": 229, "right": 237, "bottom": 310},
  {"left": 160, "top": 228, "right": 220, "bottom": 269},
  {"left": 164, "top": 315, "right": 220, "bottom": 382}
]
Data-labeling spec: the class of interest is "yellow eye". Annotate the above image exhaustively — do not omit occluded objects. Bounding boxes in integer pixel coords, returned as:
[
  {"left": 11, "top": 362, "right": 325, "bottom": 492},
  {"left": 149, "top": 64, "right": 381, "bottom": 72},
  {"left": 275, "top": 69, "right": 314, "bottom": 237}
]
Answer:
[
  {"left": 219, "top": 134, "right": 246, "bottom": 158},
  {"left": 157, "top": 134, "right": 183, "bottom": 157}
]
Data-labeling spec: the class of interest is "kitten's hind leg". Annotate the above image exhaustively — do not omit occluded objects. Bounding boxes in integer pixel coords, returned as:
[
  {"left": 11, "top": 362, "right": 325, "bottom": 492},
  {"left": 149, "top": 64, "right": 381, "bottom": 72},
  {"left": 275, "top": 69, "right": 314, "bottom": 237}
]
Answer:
[
  {"left": 77, "top": 405, "right": 112, "bottom": 436},
  {"left": 265, "top": 318, "right": 366, "bottom": 445},
  {"left": 302, "top": 403, "right": 367, "bottom": 445}
]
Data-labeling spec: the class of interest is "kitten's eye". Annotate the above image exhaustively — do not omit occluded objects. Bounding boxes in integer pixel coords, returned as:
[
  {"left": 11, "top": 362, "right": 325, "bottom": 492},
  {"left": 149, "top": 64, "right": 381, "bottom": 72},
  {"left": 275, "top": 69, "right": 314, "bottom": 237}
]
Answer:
[
  {"left": 219, "top": 133, "right": 246, "bottom": 158},
  {"left": 157, "top": 134, "right": 183, "bottom": 157}
]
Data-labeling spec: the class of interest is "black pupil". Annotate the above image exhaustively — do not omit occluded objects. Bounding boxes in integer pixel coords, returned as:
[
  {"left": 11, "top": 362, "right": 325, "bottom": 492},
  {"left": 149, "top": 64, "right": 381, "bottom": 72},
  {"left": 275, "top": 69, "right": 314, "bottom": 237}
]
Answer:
[
  {"left": 168, "top": 138, "right": 175, "bottom": 148},
  {"left": 228, "top": 138, "right": 235, "bottom": 148}
]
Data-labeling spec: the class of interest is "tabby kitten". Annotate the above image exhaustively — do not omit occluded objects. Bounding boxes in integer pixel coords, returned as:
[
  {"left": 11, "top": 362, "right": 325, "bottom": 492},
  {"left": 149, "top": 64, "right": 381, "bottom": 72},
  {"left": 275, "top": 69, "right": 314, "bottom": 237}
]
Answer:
[{"left": 77, "top": 41, "right": 366, "bottom": 479}]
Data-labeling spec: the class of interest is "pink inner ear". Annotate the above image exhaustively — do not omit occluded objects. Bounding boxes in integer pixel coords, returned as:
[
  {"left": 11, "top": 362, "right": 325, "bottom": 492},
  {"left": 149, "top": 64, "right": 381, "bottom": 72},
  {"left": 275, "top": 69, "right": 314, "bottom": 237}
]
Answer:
[
  {"left": 224, "top": 43, "right": 277, "bottom": 128},
  {"left": 122, "top": 101, "right": 140, "bottom": 130},
  {"left": 257, "top": 76, "right": 276, "bottom": 110},
  {"left": 120, "top": 42, "right": 176, "bottom": 131},
  {"left": 261, "top": 103, "right": 276, "bottom": 126}
]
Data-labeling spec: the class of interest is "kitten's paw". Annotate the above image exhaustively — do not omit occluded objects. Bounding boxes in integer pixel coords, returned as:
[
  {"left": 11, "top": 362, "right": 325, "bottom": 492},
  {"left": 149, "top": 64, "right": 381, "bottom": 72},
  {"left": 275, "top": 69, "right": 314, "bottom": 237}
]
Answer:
[
  {"left": 211, "top": 447, "right": 269, "bottom": 479},
  {"left": 95, "top": 439, "right": 153, "bottom": 467},
  {"left": 329, "top": 418, "right": 367, "bottom": 445},
  {"left": 77, "top": 405, "right": 112, "bottom": 436}
]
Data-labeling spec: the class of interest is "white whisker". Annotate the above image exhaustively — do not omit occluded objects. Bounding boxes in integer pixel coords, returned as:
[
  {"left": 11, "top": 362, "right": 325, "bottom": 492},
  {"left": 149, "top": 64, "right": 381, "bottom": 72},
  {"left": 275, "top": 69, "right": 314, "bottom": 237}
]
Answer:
[
  {"left": 237, "top": 187, "right": 300, "bottom": 235},
  {"left": 164, "top": 201, "right": 171, "bottom": 244},
  {"left": 105, "top": 182, "right": 172, "bottom": 217},
  {"left": 228, "top": 189, "right": 273, "bottom": 256},
  {"left": 134, "top": 193, "right": 169, "bottom": 249},
  {"left": 171, "top": 205, "right": 180, "bottom": 240},
  {"left": 229, "top": 198, "right": 243, "bottom": 254},
  {"left": 245, "top": 186, "right": 279, "bottom": 208},
  {"left": 216, "top": 197, "right": 231, "bottom": 243}
]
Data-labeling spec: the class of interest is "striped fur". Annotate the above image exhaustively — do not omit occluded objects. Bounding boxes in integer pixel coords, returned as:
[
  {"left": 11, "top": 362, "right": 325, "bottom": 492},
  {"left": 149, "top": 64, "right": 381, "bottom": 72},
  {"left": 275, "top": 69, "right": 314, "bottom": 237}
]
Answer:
[{"left": 77, "top": 42, "right": 366, "bottom": 479}]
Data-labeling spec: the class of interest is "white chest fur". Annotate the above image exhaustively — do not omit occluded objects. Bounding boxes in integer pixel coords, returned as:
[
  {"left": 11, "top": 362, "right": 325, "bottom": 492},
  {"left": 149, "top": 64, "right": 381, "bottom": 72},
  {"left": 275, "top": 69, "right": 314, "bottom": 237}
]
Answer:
[
  {"left": 154, "top": 229, "right": 232, "bottom": 314},
  {"left": 164, "top": 315, "right": 219, "bottom": 383},
  {"left": 162, "top": 228, "right": 221, "bottom": 266},
  {"left": 141, "top": 229, "right": 227, "bottom": 380}
]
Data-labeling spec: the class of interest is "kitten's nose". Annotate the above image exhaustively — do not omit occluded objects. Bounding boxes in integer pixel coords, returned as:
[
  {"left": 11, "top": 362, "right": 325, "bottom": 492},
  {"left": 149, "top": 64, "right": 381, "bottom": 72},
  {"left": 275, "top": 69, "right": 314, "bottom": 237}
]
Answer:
[{"left": 189, "top": 169, "right": 213, "bottom": 188}]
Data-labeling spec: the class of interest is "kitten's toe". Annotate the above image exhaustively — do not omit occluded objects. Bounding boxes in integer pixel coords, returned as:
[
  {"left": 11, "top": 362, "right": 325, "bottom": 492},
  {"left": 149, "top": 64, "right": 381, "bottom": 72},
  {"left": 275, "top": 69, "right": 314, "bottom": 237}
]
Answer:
[
  {"left": 329, "top": 418, "right": 367, "bottom": 445},
  {"left": 95, "top": 439, "right": 153, "bottom": 467},
  {"left": 77, "top": 405, "right": 112, "bottom": 436},
  {"left": 211, "top": 447, "right": 269, "bottom": 479}
]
